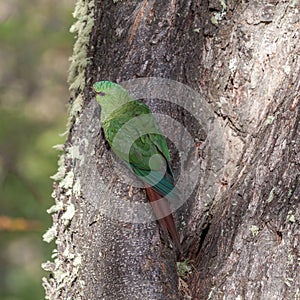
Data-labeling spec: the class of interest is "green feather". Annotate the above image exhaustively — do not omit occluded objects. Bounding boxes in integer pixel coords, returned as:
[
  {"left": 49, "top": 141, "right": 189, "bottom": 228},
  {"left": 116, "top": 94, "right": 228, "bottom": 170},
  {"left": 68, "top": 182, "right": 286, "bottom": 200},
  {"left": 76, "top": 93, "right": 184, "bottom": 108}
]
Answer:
[{"left": 93, "top": 81, "right": 178, "bottom": 199}]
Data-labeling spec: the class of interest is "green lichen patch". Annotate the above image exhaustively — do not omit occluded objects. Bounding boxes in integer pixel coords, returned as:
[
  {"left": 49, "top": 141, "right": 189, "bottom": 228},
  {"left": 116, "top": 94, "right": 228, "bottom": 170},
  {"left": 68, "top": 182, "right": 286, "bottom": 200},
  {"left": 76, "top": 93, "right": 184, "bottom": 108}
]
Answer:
[{"left": 177, "top": 260, "right": 193, "bottom": 279}]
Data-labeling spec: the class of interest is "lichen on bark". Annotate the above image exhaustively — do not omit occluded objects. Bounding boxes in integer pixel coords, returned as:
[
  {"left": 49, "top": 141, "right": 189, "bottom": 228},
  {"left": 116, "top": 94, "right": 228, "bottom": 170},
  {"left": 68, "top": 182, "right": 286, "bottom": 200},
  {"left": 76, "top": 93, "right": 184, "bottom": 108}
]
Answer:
[{"left": 42, "top": 1, "right": 95, "bottom": 299}]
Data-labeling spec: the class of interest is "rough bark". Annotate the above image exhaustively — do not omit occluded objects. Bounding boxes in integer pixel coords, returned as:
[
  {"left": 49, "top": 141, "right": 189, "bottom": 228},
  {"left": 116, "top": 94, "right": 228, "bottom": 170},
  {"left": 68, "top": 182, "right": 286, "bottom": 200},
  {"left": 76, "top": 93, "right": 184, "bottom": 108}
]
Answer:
[{"left": 43, "top": 0, "right": 299, "bottom": 299}]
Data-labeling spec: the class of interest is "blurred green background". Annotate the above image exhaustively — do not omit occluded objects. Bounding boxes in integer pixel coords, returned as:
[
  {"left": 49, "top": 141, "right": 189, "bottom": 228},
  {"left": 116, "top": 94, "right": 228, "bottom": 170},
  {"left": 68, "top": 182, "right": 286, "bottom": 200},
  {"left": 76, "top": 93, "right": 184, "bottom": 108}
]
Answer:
[{"left": 0, "top": 0, "right": 74, "bottom": 299}]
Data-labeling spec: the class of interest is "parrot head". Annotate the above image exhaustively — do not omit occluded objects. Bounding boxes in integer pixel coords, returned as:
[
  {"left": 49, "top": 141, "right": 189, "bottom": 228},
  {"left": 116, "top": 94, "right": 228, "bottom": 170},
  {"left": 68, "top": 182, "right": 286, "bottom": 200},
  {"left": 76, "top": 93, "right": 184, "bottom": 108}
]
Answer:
[
  {"left": 93, "top": 81, "right": 130, "bottom": 121},
  {"left": 93, "top": 81, "right": 124, "bottom": 96}
]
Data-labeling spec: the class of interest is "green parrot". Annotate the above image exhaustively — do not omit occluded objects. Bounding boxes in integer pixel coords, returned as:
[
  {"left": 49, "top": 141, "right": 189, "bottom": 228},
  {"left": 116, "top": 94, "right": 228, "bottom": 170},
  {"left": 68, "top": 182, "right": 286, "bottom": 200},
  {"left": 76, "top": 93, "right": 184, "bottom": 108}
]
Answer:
[{"left": 93, "top": 81, "right": 181, "bottom": 251}]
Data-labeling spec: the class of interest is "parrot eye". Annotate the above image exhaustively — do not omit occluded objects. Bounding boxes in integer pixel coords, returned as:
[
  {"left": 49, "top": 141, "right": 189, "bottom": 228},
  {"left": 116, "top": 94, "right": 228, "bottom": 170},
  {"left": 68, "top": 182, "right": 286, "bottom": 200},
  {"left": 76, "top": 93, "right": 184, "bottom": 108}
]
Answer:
[{"left": 98, "top": 91, "right": 106, "bottom": 96}]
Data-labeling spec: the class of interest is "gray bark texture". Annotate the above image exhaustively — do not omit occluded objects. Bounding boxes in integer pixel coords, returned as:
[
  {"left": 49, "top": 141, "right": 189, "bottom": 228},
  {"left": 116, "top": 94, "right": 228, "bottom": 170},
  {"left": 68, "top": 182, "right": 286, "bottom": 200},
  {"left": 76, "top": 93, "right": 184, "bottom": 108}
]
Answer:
[{"left": 43, "top": 0, "right": 300, "bottom": 299}]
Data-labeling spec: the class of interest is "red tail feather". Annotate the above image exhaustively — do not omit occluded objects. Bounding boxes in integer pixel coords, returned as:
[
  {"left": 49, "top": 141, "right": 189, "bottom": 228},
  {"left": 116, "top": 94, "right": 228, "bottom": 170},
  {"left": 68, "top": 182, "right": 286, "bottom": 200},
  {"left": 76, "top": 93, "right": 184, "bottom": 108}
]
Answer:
[{"left": 145, "top": 185, "right": 182, "bottom": 252}]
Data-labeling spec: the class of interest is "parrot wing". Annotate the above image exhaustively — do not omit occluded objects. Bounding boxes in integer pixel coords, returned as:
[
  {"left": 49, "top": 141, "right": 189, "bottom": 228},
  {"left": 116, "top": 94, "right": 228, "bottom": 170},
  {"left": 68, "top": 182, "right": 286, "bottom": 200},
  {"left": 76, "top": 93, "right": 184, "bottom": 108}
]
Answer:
[{"left": 102, "top": 99, "right": 181, "bottom": 250}]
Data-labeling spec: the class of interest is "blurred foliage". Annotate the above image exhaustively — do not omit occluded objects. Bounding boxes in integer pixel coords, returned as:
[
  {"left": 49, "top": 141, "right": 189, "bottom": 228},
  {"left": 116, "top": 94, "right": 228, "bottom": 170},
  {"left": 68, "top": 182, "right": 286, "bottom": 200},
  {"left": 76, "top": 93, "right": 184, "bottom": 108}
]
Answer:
[{"left": 0, "top": 0, "right": 74, "bottom": 299}]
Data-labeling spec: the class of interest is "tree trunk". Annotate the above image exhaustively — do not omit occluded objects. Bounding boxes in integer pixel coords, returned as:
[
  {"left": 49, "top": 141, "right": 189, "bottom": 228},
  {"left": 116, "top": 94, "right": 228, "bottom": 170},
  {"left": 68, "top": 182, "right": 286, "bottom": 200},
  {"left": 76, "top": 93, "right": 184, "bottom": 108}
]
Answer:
[{"left": 43, "top": 0, "right": 299, "bottom": 299}]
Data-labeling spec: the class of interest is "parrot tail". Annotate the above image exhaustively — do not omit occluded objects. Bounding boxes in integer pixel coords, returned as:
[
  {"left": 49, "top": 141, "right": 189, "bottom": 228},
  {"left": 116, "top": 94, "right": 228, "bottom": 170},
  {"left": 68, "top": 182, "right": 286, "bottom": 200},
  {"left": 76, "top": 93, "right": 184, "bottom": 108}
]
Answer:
[{"left": 145, "top": 185, "right": 182, "bottom": 252}]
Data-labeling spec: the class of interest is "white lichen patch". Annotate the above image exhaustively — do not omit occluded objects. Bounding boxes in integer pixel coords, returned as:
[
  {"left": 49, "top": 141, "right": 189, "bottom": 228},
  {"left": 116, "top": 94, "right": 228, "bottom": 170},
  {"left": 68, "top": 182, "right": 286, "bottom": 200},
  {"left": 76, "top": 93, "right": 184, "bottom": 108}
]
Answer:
[
  {"left": 229, "top": 57, "right": 238, "bottom": 74},
  {"left": 51, "top": 155, "right": 66, "bottom": 181},
  {"left": 68, "top": 94, "right": 84, "bottom": 126},
  {"left": 72, "top": 178, "right": 82, "bottom": 197},
  {"left": 47, "top": 202, "right": 64, "bottom": 214},
  {"left": 283, "top": 65, "right": 291, "bottom": 75},
  {"left": 43, "top": 225, "right": 58, "bottom": 243},
  {"left": 219, "top": 0, "right": 227, "bottom": 10},
  {"left": 59, "top": 130, "right": 69, "bottom": 137},
  {"left": 51, "top": 249, "right": 58, "bottom": 259},
  {"left": 54, "top": 267, "right": 69, "bottom": 284},
  {"left": 267, "top": 187, "right": 275, "bottom": 203},
  {"left": 63, "top": 244, "right": 75, "bottom": 260},
  {"left": 67, "top": 144, "right": 83, "bottom": 161},
  {"left": 287, "top": 211, "right": 296, "bottom": 223},
  {"left": 69, "top": 73, "right": 86, "bottom": 95},
  {"left": 211, "top": 0, "right": 227, "bottom": 25},
  {"left": 52, "top": 144, "right": 65, "bottom": 151},
  {"left": 250, "top": 225, "right": 260, "bottom": 236},
  {"left": 59, "top": 170, "right": 74, "bottom": 190},
  {"left": 284, "top": 277, "right": 294, "bottom": 287},
  {"left": 208, "top": 287, "right": 220, "bottom": 299},
  {"left": 289, "top": 0, "right": 298, "bottom": 8},
  {"left": 42, "top": 260, "right": 56, "bottom": 272},
  {"left": 73, "top": 254, "right": 82, "bottom": 267},
  {"left": 211, "top": 13, "right": 223, "bottom": 25},
  {"left": 42, "top": 253, "right": 83, "bottom": 294},
  {"left": 265, "top": 115, "right": 275, "bottom": 125},
  {"left": 61, "top": 203, "right": 76, "bottom": 225}
]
